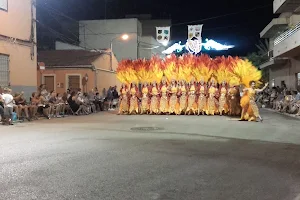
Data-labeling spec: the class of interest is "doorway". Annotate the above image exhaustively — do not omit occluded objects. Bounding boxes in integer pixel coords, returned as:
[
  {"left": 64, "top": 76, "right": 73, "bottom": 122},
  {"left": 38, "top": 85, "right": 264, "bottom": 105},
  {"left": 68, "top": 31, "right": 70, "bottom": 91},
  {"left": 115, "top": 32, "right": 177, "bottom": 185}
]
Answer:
[{"left": 43, "top": 75, "right": 55, "bottom": 92}]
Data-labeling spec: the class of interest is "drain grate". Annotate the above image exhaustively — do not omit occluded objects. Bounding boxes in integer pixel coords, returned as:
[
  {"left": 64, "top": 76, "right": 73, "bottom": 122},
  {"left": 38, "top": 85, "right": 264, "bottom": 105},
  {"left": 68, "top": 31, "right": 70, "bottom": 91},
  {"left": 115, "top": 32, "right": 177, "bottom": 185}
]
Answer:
[{"left": 131, "top": 127, "right": 164, "bottom": 131}]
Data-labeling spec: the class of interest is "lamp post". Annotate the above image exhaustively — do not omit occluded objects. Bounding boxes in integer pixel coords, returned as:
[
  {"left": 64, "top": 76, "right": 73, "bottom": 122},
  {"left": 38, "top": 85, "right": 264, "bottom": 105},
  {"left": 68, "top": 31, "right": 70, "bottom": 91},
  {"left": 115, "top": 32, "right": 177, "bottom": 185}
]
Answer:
[{"left": 110, "top": 34, "right": 129, "bottom": 70}]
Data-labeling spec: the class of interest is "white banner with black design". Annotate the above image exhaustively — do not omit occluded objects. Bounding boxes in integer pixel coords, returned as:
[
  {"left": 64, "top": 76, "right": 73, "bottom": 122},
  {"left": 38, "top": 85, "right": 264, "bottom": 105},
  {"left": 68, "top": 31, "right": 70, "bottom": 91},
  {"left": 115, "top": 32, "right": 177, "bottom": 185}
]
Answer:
[
  {"left": 156, "top": 27, "right": 170, "bottom": 45},
  {"left": 188, "top": 25, "right": 203, "bottom": 39}
]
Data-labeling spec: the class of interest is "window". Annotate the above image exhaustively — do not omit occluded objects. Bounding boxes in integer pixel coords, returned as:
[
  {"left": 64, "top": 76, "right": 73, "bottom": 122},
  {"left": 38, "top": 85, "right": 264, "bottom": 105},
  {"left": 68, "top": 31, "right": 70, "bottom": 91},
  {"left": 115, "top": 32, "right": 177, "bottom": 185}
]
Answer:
[
  {"left": 0, "top": 54, "right": 9, "bottom": 87},
  {"left": 0, "top": 0, "right": 8, "bottom": 11}
]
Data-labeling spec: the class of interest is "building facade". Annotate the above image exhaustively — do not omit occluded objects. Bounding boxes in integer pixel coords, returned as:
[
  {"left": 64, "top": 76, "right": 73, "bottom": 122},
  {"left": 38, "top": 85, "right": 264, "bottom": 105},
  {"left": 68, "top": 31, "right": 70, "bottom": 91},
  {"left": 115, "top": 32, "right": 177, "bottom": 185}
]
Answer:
[
  {"left": 37, "top": 50, "right": 119, "bottom": 94},
  {"left": 260, "top": 0, "right": 300, "bottom": 90},
  {"left": 79, "top": 18, "right": 169, "bottom": 61},
  {"left": 0, "top": 0, "right": 37, "bottom": 97}
]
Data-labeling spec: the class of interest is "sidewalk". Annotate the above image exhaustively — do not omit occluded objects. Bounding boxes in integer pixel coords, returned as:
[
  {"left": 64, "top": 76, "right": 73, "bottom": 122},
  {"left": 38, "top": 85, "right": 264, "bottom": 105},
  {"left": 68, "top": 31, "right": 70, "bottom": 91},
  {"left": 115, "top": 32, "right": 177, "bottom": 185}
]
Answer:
[{"left": 263, "top": 108, "right": 300, "bottom": 120}]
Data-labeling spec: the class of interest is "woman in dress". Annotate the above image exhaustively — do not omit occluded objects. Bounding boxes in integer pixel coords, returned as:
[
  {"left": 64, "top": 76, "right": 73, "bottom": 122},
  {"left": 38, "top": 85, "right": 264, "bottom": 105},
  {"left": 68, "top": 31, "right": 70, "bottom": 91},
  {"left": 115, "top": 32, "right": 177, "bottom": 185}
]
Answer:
[
  {"left": 197, "top": 78, "right": 207, "bottom": 115},
  {"left": 228, "top": 85, "right": 241, "bottom": 116},
  {"left": 178, "top": 80, "right": 188, "bottom": 114},
  {"left": 118, "top": 83, "right": 129, "bottom": 115},
  {"left": 240, "top": 81, "right": 268, "bottom": 122},
  {"left": 185, "top": 78, "right": 198, "bottom": 115},
  {"left": 168, "top": 79, "right": 179, "bottom": 115},
  {"left": 128, "top": 82, "right": 139, "bottom": 115},
  {"left": 149, "top": 82, "right": 160, "bottom": 115},
  {"left": 218, "top": 81, "right": 229, "bottom": 116},
  {"left": 206, "top": 77, "right": 219, "bottom": 115},
  {"left": 159, "top": 77, "right": 169, "bottom": 114},
  {"left": 140, "top": 82, "right": 150, "bottom": 114}
]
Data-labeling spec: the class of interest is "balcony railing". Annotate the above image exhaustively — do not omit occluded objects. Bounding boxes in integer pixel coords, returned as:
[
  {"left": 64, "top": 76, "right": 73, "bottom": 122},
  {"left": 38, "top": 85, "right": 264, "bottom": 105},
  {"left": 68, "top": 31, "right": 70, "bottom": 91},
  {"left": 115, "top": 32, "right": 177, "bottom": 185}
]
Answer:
[{"left": 274, "top": 22, "right": 300, "bottom": 45}]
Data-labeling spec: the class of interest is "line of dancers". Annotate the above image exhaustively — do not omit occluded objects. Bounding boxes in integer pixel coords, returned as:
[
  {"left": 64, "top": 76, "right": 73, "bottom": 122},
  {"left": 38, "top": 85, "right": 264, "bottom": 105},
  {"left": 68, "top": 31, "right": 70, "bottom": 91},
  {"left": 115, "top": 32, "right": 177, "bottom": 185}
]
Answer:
[
  {"left": 118, "top": 78, "right": 268, "bottom": 122},
  {"left": 116, "top": 54, "right": 268, "bottom": 122}
]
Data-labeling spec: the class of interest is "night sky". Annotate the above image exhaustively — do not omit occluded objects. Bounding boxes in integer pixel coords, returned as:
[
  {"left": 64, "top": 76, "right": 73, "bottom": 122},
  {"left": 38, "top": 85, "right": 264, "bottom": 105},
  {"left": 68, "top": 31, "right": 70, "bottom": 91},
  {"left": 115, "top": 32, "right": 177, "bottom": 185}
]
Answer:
[{"left": 37, "top": 0, "right": 275, "bottom": 56}]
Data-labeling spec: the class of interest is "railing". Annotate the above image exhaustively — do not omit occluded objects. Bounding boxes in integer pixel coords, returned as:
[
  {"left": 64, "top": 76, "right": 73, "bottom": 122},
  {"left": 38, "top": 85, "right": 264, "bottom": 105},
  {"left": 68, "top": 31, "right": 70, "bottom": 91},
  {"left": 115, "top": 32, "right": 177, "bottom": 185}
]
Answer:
[{"left": 274, "top": 22, "right": 300, "bottom": 45}]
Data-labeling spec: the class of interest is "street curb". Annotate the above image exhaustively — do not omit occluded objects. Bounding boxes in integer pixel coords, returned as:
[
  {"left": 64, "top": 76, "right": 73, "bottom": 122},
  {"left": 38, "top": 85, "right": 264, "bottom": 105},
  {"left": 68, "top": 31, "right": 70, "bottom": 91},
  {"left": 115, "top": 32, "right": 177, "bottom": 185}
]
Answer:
[{"left": 263, "top": 108, "right": 300, "bottom": 120}]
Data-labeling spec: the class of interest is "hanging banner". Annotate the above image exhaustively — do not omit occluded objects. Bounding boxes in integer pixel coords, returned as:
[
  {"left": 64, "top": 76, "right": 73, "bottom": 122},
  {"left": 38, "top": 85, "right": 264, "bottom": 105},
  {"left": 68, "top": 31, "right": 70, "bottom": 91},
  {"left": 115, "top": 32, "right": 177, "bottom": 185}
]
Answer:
[
  {"left": 188, "top": 25, "right": 203, "bottom": 39},
  {"left": 156, "top": 27, "right": 170, "bottom": 45}
]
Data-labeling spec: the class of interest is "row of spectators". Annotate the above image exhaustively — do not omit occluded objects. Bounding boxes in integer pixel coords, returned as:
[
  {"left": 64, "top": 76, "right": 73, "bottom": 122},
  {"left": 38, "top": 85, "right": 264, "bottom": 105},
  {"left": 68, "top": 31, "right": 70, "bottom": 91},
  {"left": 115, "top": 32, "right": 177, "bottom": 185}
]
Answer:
[
  {"left": 256, "top": 85, "right": 300, "bottom": 116},
  {"left": 0, "top": 85, "right": 119, "bottom": 125}
]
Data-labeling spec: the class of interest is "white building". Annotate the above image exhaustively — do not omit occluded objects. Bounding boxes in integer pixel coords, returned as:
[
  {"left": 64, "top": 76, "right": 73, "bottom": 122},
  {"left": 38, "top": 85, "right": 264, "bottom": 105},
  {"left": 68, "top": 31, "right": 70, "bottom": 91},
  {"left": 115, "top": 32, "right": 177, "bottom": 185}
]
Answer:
[
  {"left": 79, "top": 18, "right": 168, "bottom": 61},
  {"left": 260, "top": 0, "right": 300, "bottom": 90}
]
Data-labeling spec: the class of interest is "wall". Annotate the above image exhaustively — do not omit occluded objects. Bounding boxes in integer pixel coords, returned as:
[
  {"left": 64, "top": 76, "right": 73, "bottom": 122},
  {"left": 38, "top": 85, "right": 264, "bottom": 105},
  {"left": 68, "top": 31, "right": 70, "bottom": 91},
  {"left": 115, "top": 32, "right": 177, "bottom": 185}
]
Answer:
[
  {"left": 269, "top": 58, "right": 300, "bottom": 90},
  {"left": 139, "top": 36, "right": 165, "bottom": 59},
  {"left": 0, "top": 0, "right": 37, "bottom": 99},
  {"left": 79, "top": 19, "right": 140, "bottom": 61},
  {"left": 37, "top": 68, "right": 95, "bottom": 94},
  {"left": 0, "top": 0, "right": 32, "bottom": 40},
  {"left": 92, "top": 53, "right": 120, "bottom": 92},
  {"left": 55, "top": 41, "right": 84, "bottom": 50}
]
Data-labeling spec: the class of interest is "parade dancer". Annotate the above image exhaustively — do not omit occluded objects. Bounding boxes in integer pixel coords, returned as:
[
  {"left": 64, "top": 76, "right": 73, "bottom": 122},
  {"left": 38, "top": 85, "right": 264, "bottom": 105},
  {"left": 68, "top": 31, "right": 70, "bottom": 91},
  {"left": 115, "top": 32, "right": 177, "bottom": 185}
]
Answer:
[{"left": 118, "top": 83, "right": 129, "bottom": 115}]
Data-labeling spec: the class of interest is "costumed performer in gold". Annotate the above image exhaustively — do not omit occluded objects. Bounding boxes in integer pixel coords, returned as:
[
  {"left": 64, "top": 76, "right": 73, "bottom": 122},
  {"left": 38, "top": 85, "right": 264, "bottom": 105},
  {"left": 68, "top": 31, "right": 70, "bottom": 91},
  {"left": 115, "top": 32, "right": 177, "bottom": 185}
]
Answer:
[
  {"left": 140, "top": 82, "right": 150, "bottom": 114},
  {"left": 185, "top": 78, "right": 198, "bottom": 115},
  {"left": 234, "top": 58, "right": 267, "bottom": 122},
  {"left": 197, "top": 77, "right": 207, "bottom": 115},
  {"left": 218, "top": 81, "right": 229, "bottom": 116},
  {"left": 168, "top": 78, "right": 180, "bottom": 115},
  {"left": 159, "top": 76, "right": 169, "bottom": 114},
  {"left": 178, "top": 80, "right": 188, "bottom": 114},
  {"left": 240, "top": 81, "right": 268, "bottom": 122},
  {"left": 206, "top": 76, "right": 219, "bottom": 115},
  {"left": 129, "top": 82, "right": 140, "bottom": 115},
  {"left": 149, "top": 81, "right": 160, "bottom": 114},
  {"left": 118, "top": 83, "right": 129, "bottom": 115}
]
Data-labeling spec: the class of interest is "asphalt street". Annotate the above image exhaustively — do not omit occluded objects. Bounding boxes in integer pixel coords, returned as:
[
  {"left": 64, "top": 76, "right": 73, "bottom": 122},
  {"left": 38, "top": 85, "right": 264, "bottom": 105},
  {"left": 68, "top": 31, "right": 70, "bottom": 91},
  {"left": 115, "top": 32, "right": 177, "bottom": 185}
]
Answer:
[{"left": 1, "top": 110, "right": 300, "bottom": 200}]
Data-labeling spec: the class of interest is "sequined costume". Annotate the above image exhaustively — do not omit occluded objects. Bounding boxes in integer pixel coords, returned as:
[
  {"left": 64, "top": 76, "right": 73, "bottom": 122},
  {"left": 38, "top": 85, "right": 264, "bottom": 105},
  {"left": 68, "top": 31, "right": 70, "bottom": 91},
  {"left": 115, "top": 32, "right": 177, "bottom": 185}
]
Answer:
[
  {"left": 140, "top": 85, "right": 150, "bottom": 114},
  {"left": 150, "top": 85, "right": 160, "bottom": 114},
  {"left": 197, "top": 83, "right": 207, "bottom": 115},
  {"left": 206, "top": 86, "right": 219, "bottom": 115},
  {"left": 186, "top": 83, "right": 197, "bottom": 115},
  {"left": 129, "top": 85, "right": 139, "bottom": 114},
  {"left": 179, "top": 83, "right": 188, "bottom": 114},
  {"left": 118, "top": 86, "right": 129, "bottom": 114},
  {"left": 218, "top": 85, "right": 228, "bottom": 115},
  {"left": 168, "top": 84, "right": 179, "bottom": 114},
  {"left": 159, "top": 84, "right": 169, "bottom": 114}
]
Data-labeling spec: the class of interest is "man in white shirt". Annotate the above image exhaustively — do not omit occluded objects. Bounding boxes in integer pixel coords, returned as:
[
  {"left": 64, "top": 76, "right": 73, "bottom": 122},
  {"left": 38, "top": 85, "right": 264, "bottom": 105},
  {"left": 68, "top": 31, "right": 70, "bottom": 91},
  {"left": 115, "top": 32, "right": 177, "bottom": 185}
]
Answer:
[{"left": 2, "top": 88, "right": 14, "bottom": 124}]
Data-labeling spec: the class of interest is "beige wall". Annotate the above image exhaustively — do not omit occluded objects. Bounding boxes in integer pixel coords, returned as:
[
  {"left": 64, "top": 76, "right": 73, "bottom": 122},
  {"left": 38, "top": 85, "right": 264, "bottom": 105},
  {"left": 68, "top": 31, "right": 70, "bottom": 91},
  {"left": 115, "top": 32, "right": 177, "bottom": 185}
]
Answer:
[
  {"left": 0, "top": 0, "right": 37, "bottom": 98},
  {"left": 37, "top": 68, "right": 96, "bottom": 94},
  {"left": 0, "top": 0, "right": 32, "bottom": 40},
  {"left": 269, "top": 58, "right": 300, "bottom": 90},
  {"left": 92, "top": 53, "right": 120, "bottom": 92}
]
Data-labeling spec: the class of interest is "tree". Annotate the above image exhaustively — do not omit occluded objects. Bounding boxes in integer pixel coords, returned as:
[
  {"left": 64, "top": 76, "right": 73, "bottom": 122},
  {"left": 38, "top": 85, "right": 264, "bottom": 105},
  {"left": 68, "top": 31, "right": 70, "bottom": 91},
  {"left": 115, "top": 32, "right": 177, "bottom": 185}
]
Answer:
[{"left": 246, "top": 39, "right": 270, "bottom": 67}]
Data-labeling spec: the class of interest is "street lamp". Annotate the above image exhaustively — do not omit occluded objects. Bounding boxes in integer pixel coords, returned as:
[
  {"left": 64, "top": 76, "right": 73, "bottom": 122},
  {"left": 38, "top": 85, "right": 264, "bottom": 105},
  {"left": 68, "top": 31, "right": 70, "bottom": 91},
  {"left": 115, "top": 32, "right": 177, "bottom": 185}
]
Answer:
[{"left": 110, "top": 34, "right": 129, "bottom": 70}]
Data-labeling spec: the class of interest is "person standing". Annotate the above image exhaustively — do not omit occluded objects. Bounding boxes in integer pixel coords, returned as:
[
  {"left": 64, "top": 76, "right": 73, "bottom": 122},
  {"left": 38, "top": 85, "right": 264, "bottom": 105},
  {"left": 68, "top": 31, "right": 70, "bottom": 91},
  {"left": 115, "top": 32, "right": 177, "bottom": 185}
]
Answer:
[{"left": 2, "top": 88, "right": 15, "bottom": 125}]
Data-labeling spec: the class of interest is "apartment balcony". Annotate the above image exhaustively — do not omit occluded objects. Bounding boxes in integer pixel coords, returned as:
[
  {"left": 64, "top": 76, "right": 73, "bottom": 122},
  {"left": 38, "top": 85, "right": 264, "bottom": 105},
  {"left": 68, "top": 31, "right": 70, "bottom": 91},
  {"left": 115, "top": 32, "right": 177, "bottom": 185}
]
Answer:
[
  {"left": 260, "top": 18, "right": 288, "bottom": 38},
  {"left": 259, "top": 50, "right": 288, "bottom": 69},
  {"left": 273, "top": 22, "right": 300, "bottom": 57},
  {"left": 274, "top": 0, "right": 300, "bottom": 14}
]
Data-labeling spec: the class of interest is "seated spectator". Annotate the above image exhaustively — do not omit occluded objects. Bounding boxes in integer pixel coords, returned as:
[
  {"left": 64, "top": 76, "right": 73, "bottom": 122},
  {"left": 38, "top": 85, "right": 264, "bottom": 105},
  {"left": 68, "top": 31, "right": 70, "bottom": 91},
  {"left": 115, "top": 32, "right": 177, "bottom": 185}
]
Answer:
[
  {"left": 36, "top": 92, "right": 51, "bottom": 119},
  {"left": 67, "top": 91, "right": 85, "bottom": 115},
  {"left": 281, "top": 91, "right": 293, "bottom": 113},
  {"left": 14, "top": 92, "right": 30, "bottom": 121},
  {"left": 30, "top": 92, "right": 39, "bottom": 120},
  {"left": 57, "top": 93, "right": 66, "bottom": 117},
  {"left": 48, "top": 91, "right": 62, "bottom": 118}
]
